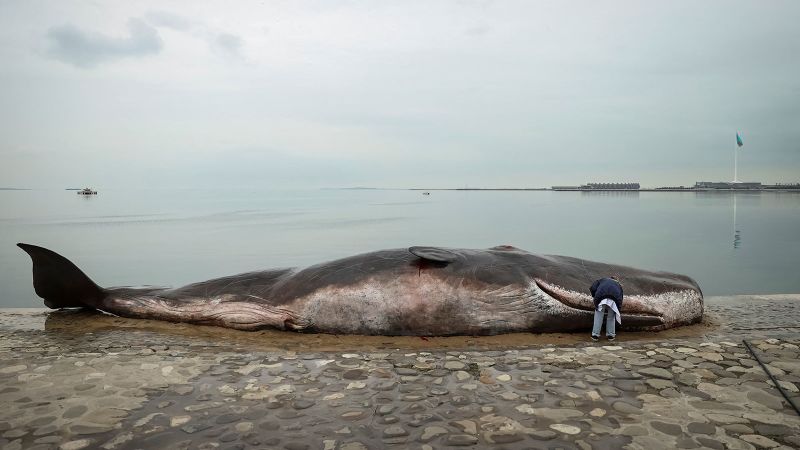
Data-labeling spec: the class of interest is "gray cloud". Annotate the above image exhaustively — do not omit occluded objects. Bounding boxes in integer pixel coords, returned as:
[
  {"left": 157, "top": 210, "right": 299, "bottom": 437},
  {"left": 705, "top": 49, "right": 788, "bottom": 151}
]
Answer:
[
  {"left": 144, "top": 10, "right": 244, "bottom": 59},
  {"left": 144, "top": 11, "right": 192, "bottom": 31},
  {"left": 46, "top": 19, "right": 162, "bottom": 68},
  {"left": 212, "top": 33, "right": 243, "bottom": 58}
]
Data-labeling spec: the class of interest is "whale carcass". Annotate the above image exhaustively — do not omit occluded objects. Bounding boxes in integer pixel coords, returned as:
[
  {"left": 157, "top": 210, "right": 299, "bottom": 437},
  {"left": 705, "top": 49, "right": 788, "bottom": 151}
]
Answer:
[{"left": 18, "top": 243, "right": 703, "bottom": 335}]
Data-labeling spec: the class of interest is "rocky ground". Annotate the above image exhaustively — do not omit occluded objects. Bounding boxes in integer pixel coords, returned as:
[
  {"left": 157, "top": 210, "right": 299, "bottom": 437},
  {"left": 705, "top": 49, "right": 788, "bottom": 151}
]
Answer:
[{"left": 1, "top": 295, "right": 799, "bottom": 450}]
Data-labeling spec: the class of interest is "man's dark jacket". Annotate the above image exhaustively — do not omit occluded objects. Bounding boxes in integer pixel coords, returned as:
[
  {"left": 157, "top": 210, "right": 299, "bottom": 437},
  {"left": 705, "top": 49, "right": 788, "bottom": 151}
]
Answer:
[{"left": 590, "top": 278, "right": 623, "bottom": 310}]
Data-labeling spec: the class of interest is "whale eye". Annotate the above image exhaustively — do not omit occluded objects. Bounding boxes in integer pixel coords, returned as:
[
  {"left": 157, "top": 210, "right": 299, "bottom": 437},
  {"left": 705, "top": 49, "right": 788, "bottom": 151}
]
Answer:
[{"left": 408, "top": 246, "right": 458, "bottom": 263}]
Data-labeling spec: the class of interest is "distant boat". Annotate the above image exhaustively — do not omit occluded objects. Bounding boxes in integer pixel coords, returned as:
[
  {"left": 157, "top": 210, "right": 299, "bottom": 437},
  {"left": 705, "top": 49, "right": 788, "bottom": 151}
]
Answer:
[
  {"left": 77, "top": 187, "right": 97, "bottom": 195},
  {"left": 422, "top": 192, "right": 430, "bottom": 196}
]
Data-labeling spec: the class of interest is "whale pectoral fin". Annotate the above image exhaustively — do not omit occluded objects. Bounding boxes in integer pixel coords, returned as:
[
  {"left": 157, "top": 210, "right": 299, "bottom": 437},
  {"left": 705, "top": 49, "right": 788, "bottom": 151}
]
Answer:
[{"left": 408, "top": 246, "right": 458, "bottom": 263}]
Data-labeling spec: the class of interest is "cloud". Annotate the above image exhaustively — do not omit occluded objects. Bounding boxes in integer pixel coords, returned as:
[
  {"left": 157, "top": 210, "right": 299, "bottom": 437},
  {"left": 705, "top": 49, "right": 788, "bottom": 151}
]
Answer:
[
  {"left": 144, "top": 10, "right": 244, "bottom": 60},
  {"left": 144, "top": 11, "right": 192, "bottom": 31},
  {"left": 46, "top": 19, "right": 162, "bottom": 68},
  {"left": 211, "top": 33, "right": 243, "bottom": 58}
]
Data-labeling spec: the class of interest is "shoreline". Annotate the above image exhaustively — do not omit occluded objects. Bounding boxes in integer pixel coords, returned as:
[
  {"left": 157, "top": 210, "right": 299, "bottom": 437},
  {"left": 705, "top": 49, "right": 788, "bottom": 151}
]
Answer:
[
  {"left": 408, "top": 188, "right": 800, "bottom": 193},
  {"left": 0, "top": 294, "right": 797, "bottom": 351}
]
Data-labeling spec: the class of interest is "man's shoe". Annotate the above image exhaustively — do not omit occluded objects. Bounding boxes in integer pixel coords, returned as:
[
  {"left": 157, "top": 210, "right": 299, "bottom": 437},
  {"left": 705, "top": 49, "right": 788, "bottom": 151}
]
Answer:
[
  {"left": 591, "top": 335, "right": 600, "bottom": 342},
  {"left": 607, "top": 336, "right": 615, "bottom": 341}
]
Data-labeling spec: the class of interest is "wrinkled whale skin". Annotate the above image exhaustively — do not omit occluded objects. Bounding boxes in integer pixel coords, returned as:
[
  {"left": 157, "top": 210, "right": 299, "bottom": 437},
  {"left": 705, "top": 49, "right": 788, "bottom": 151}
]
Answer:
[{"left": 18, "top": 243, "right": 703, "bottom": 335}]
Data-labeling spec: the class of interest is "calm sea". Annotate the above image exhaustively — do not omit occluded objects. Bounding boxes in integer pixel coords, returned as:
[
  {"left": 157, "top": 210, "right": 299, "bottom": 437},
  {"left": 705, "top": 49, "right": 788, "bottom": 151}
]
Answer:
[{"left": 1, "top": 188, "right": 798, "bottom": 307}]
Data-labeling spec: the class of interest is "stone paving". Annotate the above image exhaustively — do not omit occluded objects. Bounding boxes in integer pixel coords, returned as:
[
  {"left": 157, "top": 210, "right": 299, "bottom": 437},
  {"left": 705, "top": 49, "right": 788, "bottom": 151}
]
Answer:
[{"left": 1, "top": 295, "right": 799, "bottom": 450}]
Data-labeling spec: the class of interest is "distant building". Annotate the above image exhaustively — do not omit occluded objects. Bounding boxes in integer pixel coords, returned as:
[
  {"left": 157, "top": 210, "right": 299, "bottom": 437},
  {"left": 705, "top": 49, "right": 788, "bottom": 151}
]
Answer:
[
  {"left": 695, "top": 181, "right": 762, "bottom": 190},
  {"left": 551, "top": 186, "right": 581, "bottom": 190},
  {"left": 582, "top": 183, "right": 640, "bottom": 190},
  {"left": 763, "top": 183, "right": 800, "bottom": 190}
]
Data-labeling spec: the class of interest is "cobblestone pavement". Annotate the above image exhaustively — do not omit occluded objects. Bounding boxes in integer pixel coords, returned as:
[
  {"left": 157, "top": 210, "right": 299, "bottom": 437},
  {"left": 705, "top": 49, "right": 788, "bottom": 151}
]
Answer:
[{"left": 1, "top": 295, "right": 799, "bottom": 450}]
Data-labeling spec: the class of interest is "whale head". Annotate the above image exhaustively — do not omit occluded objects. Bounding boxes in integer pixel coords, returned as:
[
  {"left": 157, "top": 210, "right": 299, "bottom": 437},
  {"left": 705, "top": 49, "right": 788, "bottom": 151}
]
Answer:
[{"left": 409, "top": 245, "right": 704, "bottom": 332}]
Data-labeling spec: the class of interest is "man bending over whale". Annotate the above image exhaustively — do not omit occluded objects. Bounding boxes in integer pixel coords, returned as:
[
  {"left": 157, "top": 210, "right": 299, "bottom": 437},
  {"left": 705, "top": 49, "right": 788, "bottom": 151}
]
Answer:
[{"left": 590, "top": 276, "right": 623, "bottom": 341}]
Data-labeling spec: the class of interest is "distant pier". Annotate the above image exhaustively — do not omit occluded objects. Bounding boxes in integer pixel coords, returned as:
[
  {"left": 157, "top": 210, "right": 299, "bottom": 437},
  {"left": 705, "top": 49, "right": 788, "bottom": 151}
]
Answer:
[
  {"left": 551, "top": 181, "right": 800, "bottom": 192},
  {"left": 408, "top": 182, "right": 800, "bottom": 193}
]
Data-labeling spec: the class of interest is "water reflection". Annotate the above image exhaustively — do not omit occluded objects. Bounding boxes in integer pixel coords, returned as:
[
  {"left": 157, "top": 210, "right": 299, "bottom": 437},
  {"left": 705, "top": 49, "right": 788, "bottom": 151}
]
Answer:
[
  {"left": 733, "top": 193, "right": 741, "bottom": 249},
  {"left": 579, "top": 191, "right": 640, "bottom": 197},
  {"left": 693, "top": 191, "right": 749, "bottom": 250}
]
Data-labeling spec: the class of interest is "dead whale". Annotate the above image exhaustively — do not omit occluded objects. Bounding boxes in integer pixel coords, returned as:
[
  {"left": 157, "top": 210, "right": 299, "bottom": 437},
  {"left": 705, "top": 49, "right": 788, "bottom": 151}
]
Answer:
[{"left": 18, "top": 243, "right": 703, "bottom": 335}]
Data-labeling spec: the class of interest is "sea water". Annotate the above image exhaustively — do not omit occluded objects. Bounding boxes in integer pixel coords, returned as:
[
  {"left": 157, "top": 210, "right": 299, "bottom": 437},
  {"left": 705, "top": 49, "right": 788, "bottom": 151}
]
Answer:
[{"left": 1, "top": 188, "right": 798, "bottom": 307}]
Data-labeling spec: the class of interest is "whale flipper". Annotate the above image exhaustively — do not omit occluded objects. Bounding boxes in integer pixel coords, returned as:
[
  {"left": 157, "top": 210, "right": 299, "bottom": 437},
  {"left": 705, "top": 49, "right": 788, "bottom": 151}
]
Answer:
[{"left": 17, "top": 243, "right": 105, "bottom": 309}]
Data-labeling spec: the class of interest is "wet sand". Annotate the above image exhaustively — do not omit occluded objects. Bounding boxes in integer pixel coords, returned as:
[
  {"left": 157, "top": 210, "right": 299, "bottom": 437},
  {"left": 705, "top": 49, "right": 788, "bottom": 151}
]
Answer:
[{"left": 1, "top": 304, "right": 725, "bottom": 353}]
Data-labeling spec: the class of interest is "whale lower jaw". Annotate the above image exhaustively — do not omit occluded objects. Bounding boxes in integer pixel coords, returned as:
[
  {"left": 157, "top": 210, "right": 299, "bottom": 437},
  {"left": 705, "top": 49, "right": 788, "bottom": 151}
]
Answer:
[{"left": 533, "top": 278, "right": 672, "bottom": 330}]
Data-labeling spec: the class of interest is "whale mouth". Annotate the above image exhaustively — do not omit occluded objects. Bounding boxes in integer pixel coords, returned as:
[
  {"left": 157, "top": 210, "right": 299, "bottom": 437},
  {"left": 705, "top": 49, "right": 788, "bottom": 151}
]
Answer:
[{"left": 534, "top": 278, "right": 666, "bottom": 329}]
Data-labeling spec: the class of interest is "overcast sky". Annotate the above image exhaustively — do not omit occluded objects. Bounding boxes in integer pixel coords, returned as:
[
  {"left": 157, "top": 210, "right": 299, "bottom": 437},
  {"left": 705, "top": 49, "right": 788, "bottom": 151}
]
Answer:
[{"left": 1, "top": 0, "right": 798, "bottom": 189}]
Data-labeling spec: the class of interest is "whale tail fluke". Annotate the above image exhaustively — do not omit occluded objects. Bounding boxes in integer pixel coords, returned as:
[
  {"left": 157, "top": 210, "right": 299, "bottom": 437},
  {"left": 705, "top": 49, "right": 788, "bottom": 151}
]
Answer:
[{"left": 17, "top": 243, "right": 106, "bottom": 309}]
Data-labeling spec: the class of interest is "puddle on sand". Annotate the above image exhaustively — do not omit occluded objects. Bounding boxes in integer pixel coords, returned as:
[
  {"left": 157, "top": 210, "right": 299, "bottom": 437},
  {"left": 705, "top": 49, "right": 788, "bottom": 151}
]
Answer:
[
  {"left": 0, "top": 308, "right": 721, "bottom": 352},
  {"left": 0, "top": 308, "right": 50, "bottom": 331}
]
